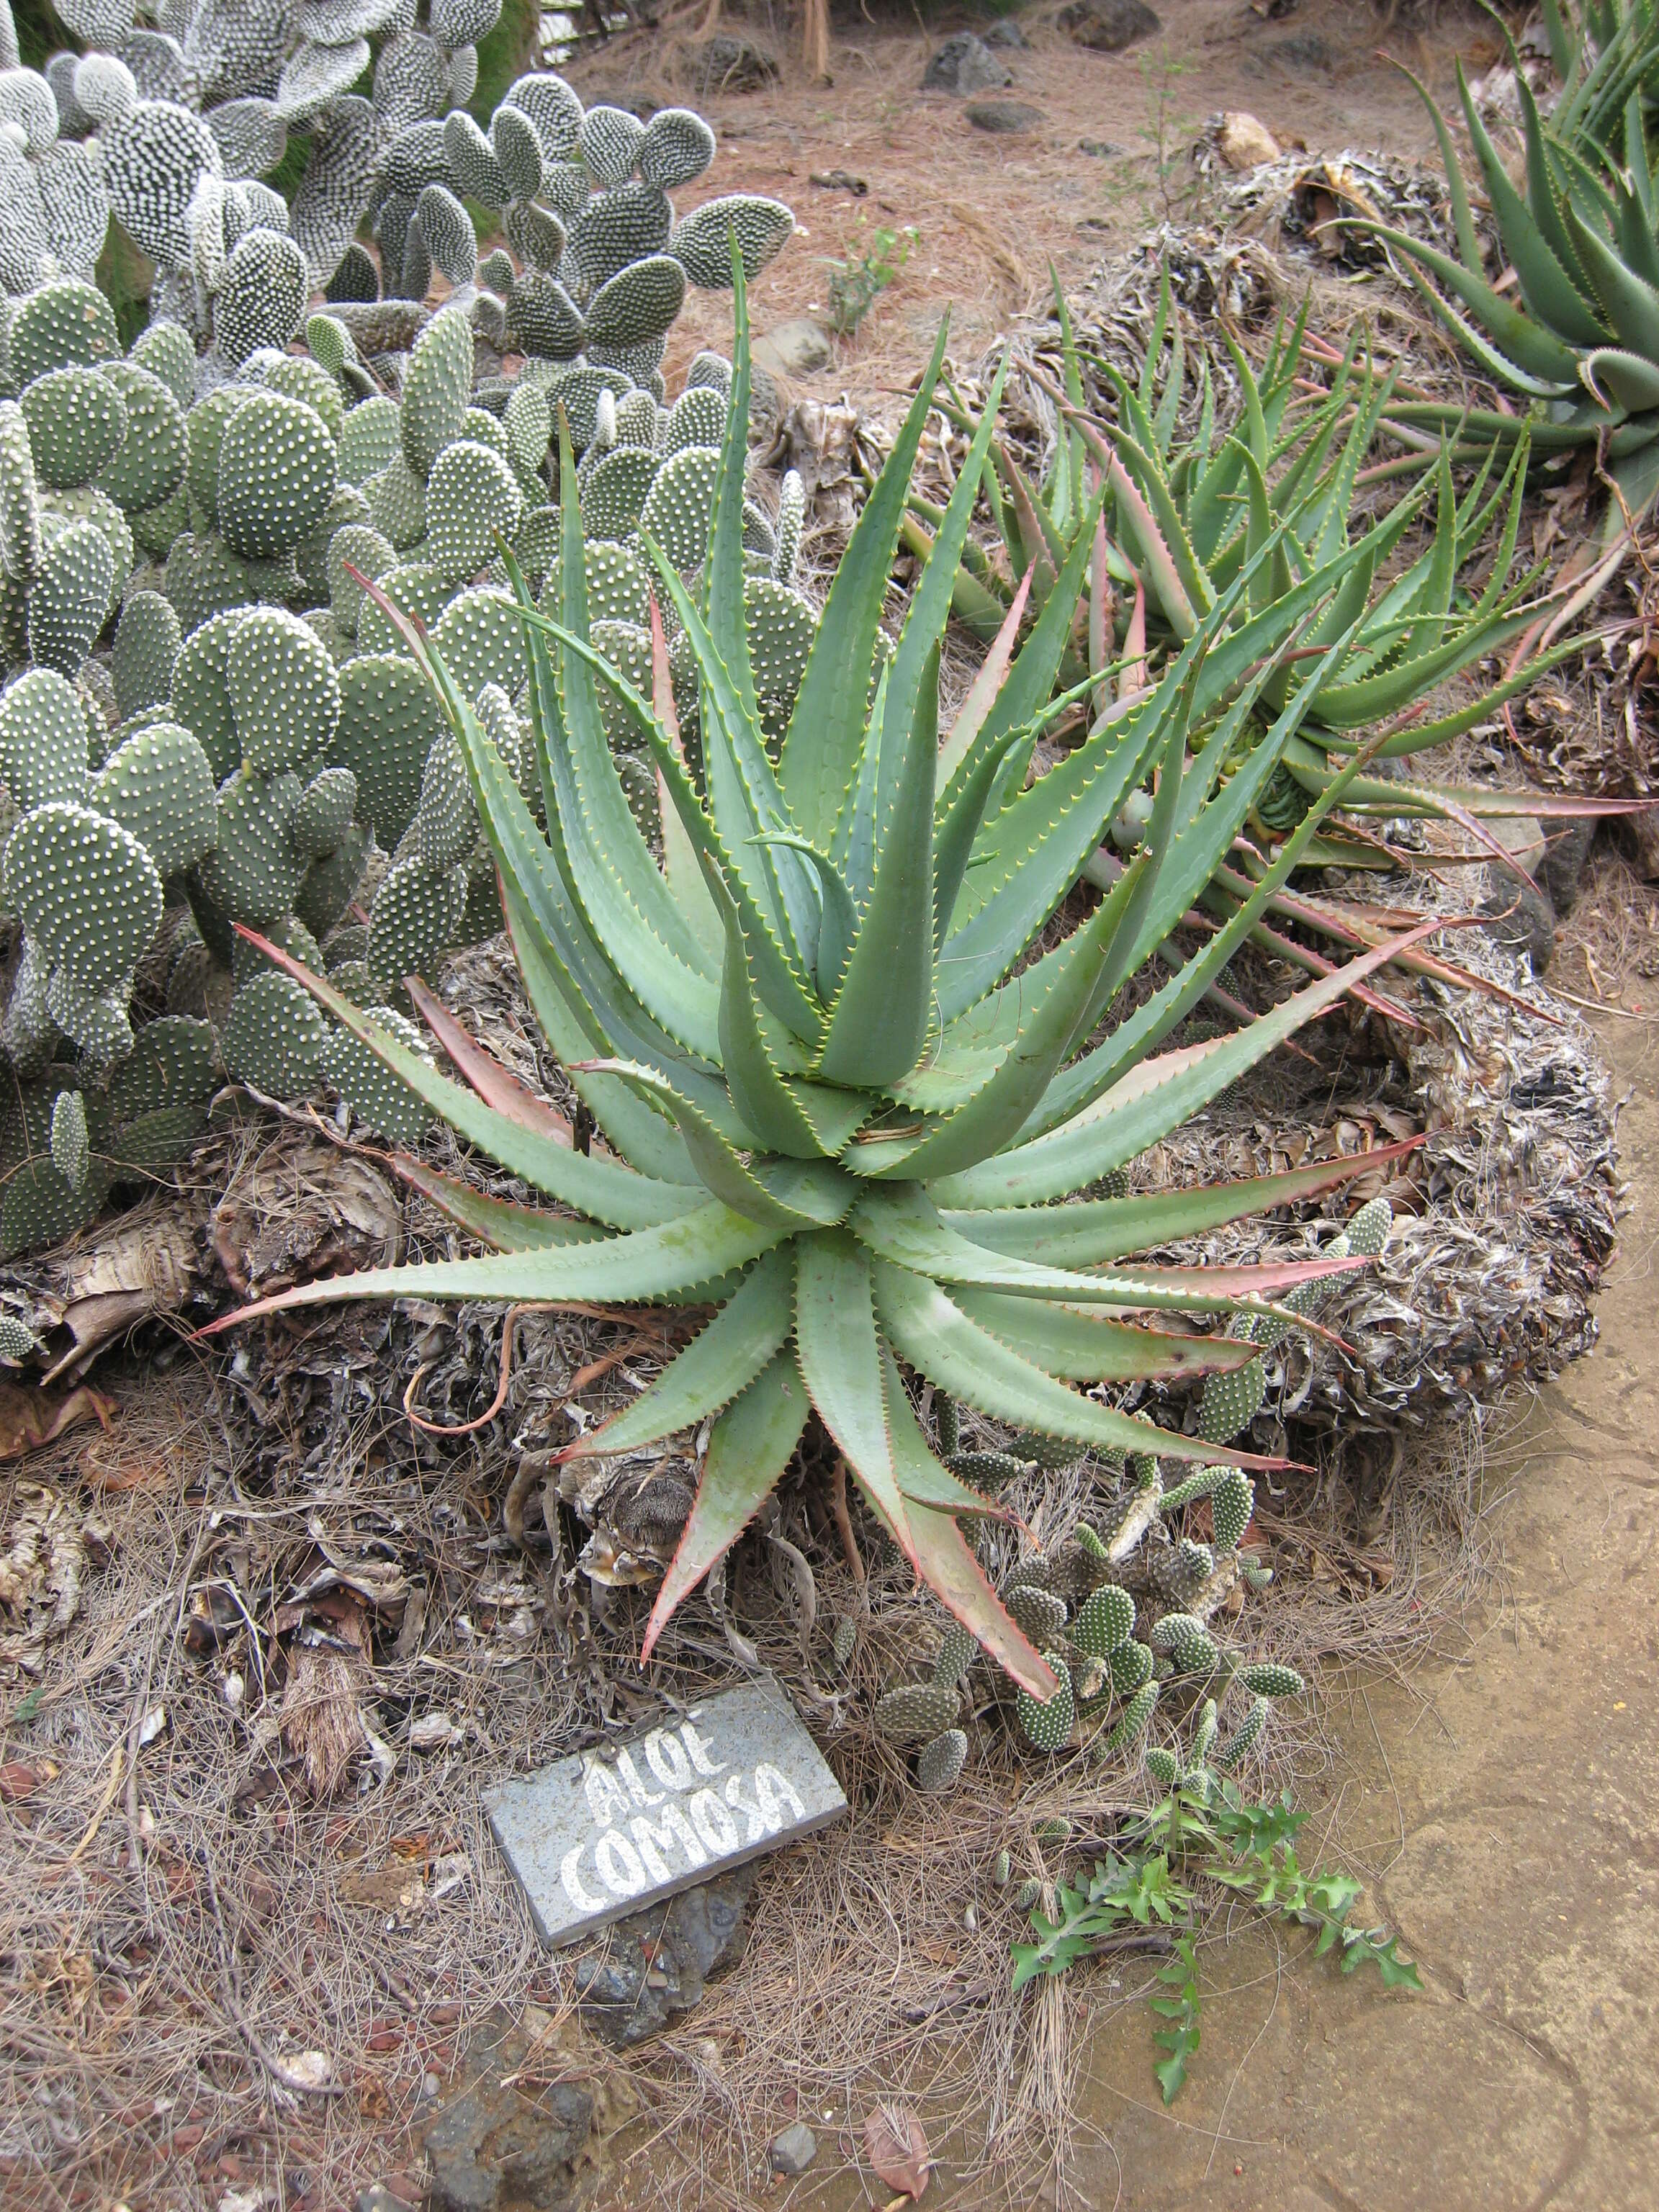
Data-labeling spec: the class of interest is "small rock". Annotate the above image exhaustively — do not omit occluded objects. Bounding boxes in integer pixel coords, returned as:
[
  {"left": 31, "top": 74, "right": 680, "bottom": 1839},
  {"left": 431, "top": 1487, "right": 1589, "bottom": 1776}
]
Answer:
[
  {"left": 1540, "top": 815, "right": 1596, "bottom": 915},
  {"left": 1487, "top": 814, "right": 1547, "bottom": 879},
  {"left": 423, "top": 2008, "right": 596, "bottom": 2211},
  {"left": 921, "top": 33, "right": 1014, "bottom": 95},
  {"left": 1215, "top": 111, "right": 1281, "bottom": 169},
  {"left": 984, "top": 17, "right": 1029, "bottom": 45},
  {"left": 754, "top": 318, "right": 832, "bottom": 379},
  {"left": 1056, "top": 0, "right": 1161, "bottom": 53},
  {"left": 694, "top": 34, "right": 781, "bottom": 94},
  {"left": 1480, "top": 867, "right": 1555, "bottom": 974},
  {"left": 572, "top": 1869, "right": 756, "bottom": 2049},
  {"left": 769, "top": 2121, "right": 819, "bottom": 2176},
  {"left": 968, "top": 99, "right": 1044, "bottom": 134},
  {"left": 1268, "top": 32, "right": 1332, "bottom": 71},
  {"left": 1079, "top": 138, "right": 1123, "bottom": 157}
]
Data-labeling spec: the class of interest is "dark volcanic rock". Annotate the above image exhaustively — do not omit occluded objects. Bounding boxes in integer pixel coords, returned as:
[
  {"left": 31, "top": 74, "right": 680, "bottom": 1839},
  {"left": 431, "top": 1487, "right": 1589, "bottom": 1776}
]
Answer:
[
  {"left": 968, "top": 99, "right": 1044, "bottom": 133},
  {"left": 693, "top": 35, "right": 780, "bottom": 94},
  {"left": 922, "top": 34, "right": 1014, "bottom": 94},
  {"left": 1056, "top": 0, "right": 1161, "bottom": 53},
  {"left": 571, "top": 1868, "right": 755, "bottom": 2049},
  {"left": 423, "top": 2008, "right": 598, "bottom": 2211}
]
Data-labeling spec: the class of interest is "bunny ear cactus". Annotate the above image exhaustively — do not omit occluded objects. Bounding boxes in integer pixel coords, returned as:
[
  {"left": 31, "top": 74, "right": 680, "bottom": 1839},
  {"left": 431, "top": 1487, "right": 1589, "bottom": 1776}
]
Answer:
[{"left": 208, "top": 246, "right": 1429, "bottom": 1694}]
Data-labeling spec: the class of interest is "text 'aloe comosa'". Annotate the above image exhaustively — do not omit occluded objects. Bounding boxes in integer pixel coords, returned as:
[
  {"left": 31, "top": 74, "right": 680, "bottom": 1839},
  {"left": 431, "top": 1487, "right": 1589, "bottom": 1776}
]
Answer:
[{"left": 215, "top": 249, "right": 1415, "bottom": 1701}]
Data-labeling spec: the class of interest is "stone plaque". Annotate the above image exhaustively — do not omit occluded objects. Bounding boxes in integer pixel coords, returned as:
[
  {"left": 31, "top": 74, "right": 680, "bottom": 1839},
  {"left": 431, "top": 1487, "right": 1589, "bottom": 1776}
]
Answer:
[{"left": 484, "top": 1676, "right": 848, "bottom": 1948}]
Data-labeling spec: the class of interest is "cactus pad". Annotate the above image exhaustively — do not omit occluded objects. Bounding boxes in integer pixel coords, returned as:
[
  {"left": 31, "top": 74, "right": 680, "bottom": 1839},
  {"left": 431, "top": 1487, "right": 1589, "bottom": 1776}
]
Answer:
[
  {"left": 321, "top": 1003, "right": 433, "bottom": 1143},
  {"left": 0, "top": 666, "right": 89, "bottom": 809},
  {"left": 27, "top": 518, "right": 114, "bottom": 674},
  {"left": 874, "top": 1680, "right": 959, "bottom": 1745},
  {"left": 668, "top": 194, "right": 794, "bottom": 288},
  {"left": 1070, "top": 1583, "right": 1136, "bottom": 1660},
  {"left": 89, "top": 721, "right": 216, "bottom": 878},
  {"left": 914, "top": 1728, "right": 968, "bottom": 1794},
  {"left": 1015, "top": 1656, "right": 1075, "bottom": 1753},
  {"left": 401, "top": 302, "right": 474, "bottom": 479},
  {"left": 4, "top": 800, "right": 162, "bottom": 989},
  {"left": 96, "top": 362, "right": 188, "bottom": 514},
  {"left": 217, "top": 390, "right": 338, "bottom": 560},
  {"left": 1236, "top": 1660, "right": 1304, "bottom": 1700},
  {"left": 222, "top": 606, "right": 341, "bottom": 776},
  {"left": 426, "top": 436, "right": 523, "bottom": 585},
  {"left": 367, "top": 851, "right": 467, "bottom": 993},
  {"left": 222, "top": 967, "right": 331, "bottom": 1101},
  {"left": 22, "top": 365, "right": 129, "bottom": 491}
]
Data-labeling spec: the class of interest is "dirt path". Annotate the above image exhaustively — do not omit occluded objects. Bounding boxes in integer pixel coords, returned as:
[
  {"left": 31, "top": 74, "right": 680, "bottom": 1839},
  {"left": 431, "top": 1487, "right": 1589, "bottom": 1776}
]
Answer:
[{"left": 1062, "top": 1009, "right": 1659, "bottom": 2212}]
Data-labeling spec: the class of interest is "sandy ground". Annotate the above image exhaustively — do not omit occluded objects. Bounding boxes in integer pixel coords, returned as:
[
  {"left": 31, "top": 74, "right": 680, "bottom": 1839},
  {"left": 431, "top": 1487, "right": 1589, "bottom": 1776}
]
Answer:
[
  {"left": 1054, "top": 1004, "right": 1659, "bottom": 2212},
  {"left": 568, "top": 1, "right": 1467, "bottom": 402}
]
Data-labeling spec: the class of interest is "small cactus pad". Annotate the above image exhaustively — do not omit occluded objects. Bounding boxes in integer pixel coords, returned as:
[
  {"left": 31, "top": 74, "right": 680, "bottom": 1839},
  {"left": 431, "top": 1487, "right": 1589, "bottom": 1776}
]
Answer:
[
  {"left": 1236, "top": 1660, "right": 1305, "bottom": 1700},
  {"left": 401, "top": 303, "right": 475, "bottom": 479},
  {"left": 22, "top": 365, "right": 129, "bottom": 490},
  {"left": 873, "top": 1680, "right": 959, "bottom": 1746},
  {"left": 89, "top": 721, "right": 217, "bottom": 878},
  {"left": 112, "top": 589, "right": 181, "bottom": 719},
  {"left": 667, "top": 194, "right": 794, "bottom": 287},
  {"left": 1070, "top": 1583, "right": 1136, "bottom": 1660},
  {"left": 1211, "top": 1471, "right": 1254, "bottom": 1554},
  {"left": 225, "top": 606, "right": 342, "bottom": 773},
  {"left": 914, "top": 1728, "right": 968, "bottom": 1794},
  {"left": 1015, "top": 1656, "right": 1076, "bottom": 1753},
  {"left": 426, "top": 437, "right": 523, "bottom": 584}
]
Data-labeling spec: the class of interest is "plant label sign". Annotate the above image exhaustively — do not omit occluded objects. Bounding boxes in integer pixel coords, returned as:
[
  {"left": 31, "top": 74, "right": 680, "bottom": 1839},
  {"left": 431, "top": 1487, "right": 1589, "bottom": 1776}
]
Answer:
[{"left": 484, "top": 1677, "right": 848, "bottom": 1948}]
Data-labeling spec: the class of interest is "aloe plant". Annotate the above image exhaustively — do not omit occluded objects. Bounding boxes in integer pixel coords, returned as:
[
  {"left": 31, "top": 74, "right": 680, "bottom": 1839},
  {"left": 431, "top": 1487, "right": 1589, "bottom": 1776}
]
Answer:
[
  {"left": 210, "top": 255, "right": 1420, "bottom": 1694},
  {"left": 1352, "top": 6, "right": 1659, "bottom": 529}
]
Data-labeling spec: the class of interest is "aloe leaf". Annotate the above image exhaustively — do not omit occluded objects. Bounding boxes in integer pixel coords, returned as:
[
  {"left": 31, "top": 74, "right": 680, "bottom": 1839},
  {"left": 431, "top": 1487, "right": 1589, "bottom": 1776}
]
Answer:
[
  {"left": 780, "top": 320, "right": 950, "bottom": 844},
  {"left": 751, "top": 832, "right": 858, "bottom": 999},
  {"left": 561, "top": 1249, "right": 794, "bottom": 1461},
  {"left": 237, "top": 927, "right": 696, "bottom": 1229},
  {"left": 641, "top": 1346, "right": 811, "bottom": 1658},
  {"left": 1560, "top": 189, "right": 1659, "bottom": 357},
  {"left": 863, "top": 867, "right": 1136, "bottom": 1182},
  {"left": 407, "top": 976, "right": 575, "bottom": 1150},
  {"left": 850, "top": 1182, "right": 1362, "bottom": 1313},
  {"left": 817, "top": 643, "right": 939, "bottom": 1089},
  {"left": 652, "top": 600, "right": 726, "bottom": 968},
  {"left": 939, "top": 564, "right": 1033, "bottom": 787},
  {"left": 932, "top": 927, "right": 1436, "bottom": 1209},
  {"left": 204, "top": 1202, "right": 791, "bottom": 1334},
  {"left": 946, "top": 1287, "right": 1260, "bottom": 1382},
  {"left": 1351, "top": 222, "right": 1584, "bottom": 385},
  {"left": 391, "top": 1158, "right": 611, "bottom": 1251},
  {"left": 1074, "top": 414, "right": 1200, "bottom": 634},
  {"left": 641, "top": 539, "right": 822, "bottom": 998},
  {"left": 527, "top": 604, "right": 827, "bottom": 1044},
  {"left": 1455, "top": 60, "right": 1605, "bottom": 344},
  {"left": 1583, "top": 344, "right": 1659, "bottom": 412},
  {"left": 871, "top": 1262, "right": 1280, "bottom": 1469},
  {"left": 585, "top": 1060, "right": 853, "bottom": 1228},
  {"left": 794, "top": 1229, "right": 917, "bottom": 1565},
  {"left": 706, "top": 871, "right": 848, "bottom": 1159},
  {"left": 873, "top": 356, "right": 1008, "bottom": 840},
  {"left": 964, "top": 482, "right": 1107, "bottom": 766},
  {"left": 705, "top": 243, "right": 760, "bottom": 727},
  {"left": 877, "top": 1346, "right": 1056, "bottom": 1696},
  {"left": 514, "top": 529, "right": 719, "bottom": 1004},
  {"left": 946, "top": 1137, "right": 1423, "bottom": 1266},
  {"left": 500, "top": 879, "right": 698, "bottom": 1184}
]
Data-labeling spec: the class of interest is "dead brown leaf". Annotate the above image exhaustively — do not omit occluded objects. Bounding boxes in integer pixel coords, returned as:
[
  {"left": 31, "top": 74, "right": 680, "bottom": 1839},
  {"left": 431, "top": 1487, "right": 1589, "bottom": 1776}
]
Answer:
[
  {"left": 864, "top": 2104, "right": 930, "bottom": 2199},
  {"left": 0, "top": 1382, "right": 112, "bottom": 1462}
]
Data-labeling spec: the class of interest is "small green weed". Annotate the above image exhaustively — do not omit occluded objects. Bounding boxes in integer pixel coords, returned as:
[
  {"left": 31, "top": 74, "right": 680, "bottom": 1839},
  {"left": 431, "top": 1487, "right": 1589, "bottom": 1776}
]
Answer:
[
  {"left": 1010, "top": 1724, "right": 1419, "bottom": 2104},
  {"left": 824, "top": 218, "right": 920, "bottom": 336}
]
